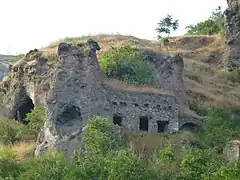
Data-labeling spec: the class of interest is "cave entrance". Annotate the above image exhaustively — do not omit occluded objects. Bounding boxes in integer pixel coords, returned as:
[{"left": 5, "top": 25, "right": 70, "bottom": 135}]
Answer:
[
  {"left": 139, "top": 116, "right": 149, "bottom": 131},
  {"left": 113, "top": 114, "right": 122, "bottom": 126},
  {"left": 157, "top": 121, "right": 168, "bottom": 133},
  {"left": 180, "top": 123, "right": 200, "bottom": 133},
  {"left": 15, "top": 96, "right": 34, "bottom": 124}
]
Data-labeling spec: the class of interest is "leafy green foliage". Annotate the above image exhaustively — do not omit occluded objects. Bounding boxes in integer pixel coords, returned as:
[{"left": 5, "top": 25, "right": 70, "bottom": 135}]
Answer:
[
  {"left": 0, "top": 107, "right": 45, "bottom": 145},
  {"left": 203, "top": 108, "right": 240, "bottom": 148},
  {"left": 0, "top": 147, "right": 23, "bottom": 179},
  {"left": 186, "top": 6, "right": 225, "bottom": 35},
  {"left": 0, "top": 117, "right": 25, "bottom": 145},
  {"left": 178, "top": 148, "right": 220, "bottom": 180},
  {"left": 155, "top": 14, "right": 179, "bottom": 39},
  {"left": 209, "top": 163, "right": 240, "bottom": 180},
  {"left": 154, "top": 144, "right": 178, "bottom": 179},
  {"left": 106, "top": 150, "right": 156, "bottom": 180},
  {"left": 1, "top": 110, "right": 240, "bottom": 179},
  {"left": 99, "top": 45, "right": 153, "bottom": 84},
  {"left": 25, "top": 107, "right": 45, "bottom": 138},
  {"left": 83, "top": 116, "right": 125, "bottom": 154},
  {"left": 18, "top": 152, "right": 70, "bottom": 180}
]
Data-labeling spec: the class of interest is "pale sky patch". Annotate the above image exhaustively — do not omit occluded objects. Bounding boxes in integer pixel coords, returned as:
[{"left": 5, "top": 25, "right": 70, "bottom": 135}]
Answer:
[{"left": 0, "top": 0, "right": 227, "bottom": 55}]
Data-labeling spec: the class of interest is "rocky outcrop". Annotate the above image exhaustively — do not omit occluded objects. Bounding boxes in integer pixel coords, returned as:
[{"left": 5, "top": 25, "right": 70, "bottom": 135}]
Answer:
[
  {"left": 0, "top": 38, "right": 202, "bottom": 157},
  {"left": 223, "top": 0, "right": 240, "bottom": 67},
  {"left": 140, "top": 49, "right": 187, "bottom": 107},
  {"left": 223, "top": 140, "right": 240, "bottom": 162}
]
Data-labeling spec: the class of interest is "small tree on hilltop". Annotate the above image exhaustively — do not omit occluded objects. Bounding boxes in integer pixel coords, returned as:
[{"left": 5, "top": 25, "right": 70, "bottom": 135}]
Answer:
[{"left": 155, "top": 14, "right": 179, "bottom": 44}]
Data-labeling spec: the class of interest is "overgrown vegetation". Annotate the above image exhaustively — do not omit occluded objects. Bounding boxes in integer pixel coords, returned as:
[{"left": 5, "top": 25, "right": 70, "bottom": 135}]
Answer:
[
  {"left": 0, "top": 107, "right": 45, "bottom": 145},
  {"left": 99, "top": 45, "right": 153, "bottom": 84},
  {"left": 1, "top": 109, "right": 240, "bottom": 179},
  {"left": 185, "top": 6, "right": 225, "bottom": 35}
]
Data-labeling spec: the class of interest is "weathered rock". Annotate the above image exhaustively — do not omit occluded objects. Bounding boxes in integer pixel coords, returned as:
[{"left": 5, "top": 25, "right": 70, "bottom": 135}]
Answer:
[
  {"left": 223, "top": 0, "right": 240, "bottom": 67},
  {"left": 0, "top": 38, "right": 202, "bottom": 157},
  {"left": 223, "top": 140, "right": 240, "bottom": 162},
  {"left": 140, "top": 50, "right": 187, "bottom": 107}
]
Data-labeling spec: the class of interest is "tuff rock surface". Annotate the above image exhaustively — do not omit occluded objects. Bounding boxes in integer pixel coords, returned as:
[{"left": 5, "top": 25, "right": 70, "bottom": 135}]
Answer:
[
  {"left": 223, "top": 140, "right": 240, "bottom": 162},
  {"left": 0, "top": 39, "right": 202, "bottom": 156},
  {"left": 224, "top": 0, "right": 240, "bottom": 67}
]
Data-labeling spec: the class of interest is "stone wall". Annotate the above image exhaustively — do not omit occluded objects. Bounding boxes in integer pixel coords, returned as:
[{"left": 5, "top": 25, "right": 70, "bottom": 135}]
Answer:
[
  {"left": 224, "top": 0, "right": 240, "bottom": 67},
  {"left": 105, "top": 88, "right": 179, "bottom": 133}
]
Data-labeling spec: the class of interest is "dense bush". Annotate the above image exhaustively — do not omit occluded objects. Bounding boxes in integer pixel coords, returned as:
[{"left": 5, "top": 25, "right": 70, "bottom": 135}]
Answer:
[
  {"left": 83, "top": 116, "right": 125, "bottom": 154},
  {"left": 25, "top": 107, "right": 45, "bottom": 138},
  {"left": 1, "top": 111, "right": 240, "bottom": 179},
  {"left": 18, "top": 152, "right": 70, "bottom": 180},
  {"left": 0, "top": 147, "right": 23, "bottom": 179},
  {"left": 186, "top": 6, "right": 225, "bottom": 35},
  {"left": 99, "top": 45, "right": 153, "bottom": 84},
  {"left": 202, "top": 108, "right": 240, "bottom": 148},
  {"left": 0, "top": 117, "right": 24, "bottom": 145}
]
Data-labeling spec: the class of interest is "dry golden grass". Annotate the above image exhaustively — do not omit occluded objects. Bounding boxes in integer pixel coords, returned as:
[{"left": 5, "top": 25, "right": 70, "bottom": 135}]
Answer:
[
  {"left": 104, "top": 79, "right": 174, "bottom": 96},
  {"left": 181, "top": 106, "right": 203, "bottom": 119},
  {"left": 12, "top": 141, "right": 36, "bottom": 161},
  {"left": 126, "top": 130, "right": 202, "bottom": 159}
]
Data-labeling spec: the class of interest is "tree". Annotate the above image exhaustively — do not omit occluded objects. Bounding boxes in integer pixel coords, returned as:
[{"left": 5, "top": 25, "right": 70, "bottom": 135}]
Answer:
[
  {"left": 185, "top": 6, "right": 225, "bottom": 35},
  {"left": 155, "top": 14, "right": 179, "bottom": 39}
]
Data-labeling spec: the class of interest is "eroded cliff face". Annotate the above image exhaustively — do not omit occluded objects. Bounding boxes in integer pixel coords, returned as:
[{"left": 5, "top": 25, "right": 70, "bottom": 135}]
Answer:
[
  {"left": 0, "top": 49, "right": 55, "bottom": 123},
  {"left": 224, "top": 0, "right": 240, "bottom": 67}
]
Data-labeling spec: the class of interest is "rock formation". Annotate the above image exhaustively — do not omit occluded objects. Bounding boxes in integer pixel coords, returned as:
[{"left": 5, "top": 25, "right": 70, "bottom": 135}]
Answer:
[
  {"left": 0, "top": 39, "right": 202, "bottom": 156},
  {"left": 223, "top": 140, "right": 240, "bottom": 162},
  {"left": 223, "top": 0, "right": 240, "bottom": 67}
]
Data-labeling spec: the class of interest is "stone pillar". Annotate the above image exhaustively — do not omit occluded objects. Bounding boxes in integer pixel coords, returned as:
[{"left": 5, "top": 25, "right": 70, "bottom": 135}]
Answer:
[{"left": 223, "top": 0, "right": 240, "bottom": 67}]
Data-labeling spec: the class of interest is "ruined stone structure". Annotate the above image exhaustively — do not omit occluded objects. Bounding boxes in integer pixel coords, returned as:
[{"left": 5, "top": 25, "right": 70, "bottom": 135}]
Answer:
[
  {"left": 0, "top": 39, "right": 202, "bottom": 156},
  {"left": 224, "top": 0, "right": 240, "bottom": 67}
]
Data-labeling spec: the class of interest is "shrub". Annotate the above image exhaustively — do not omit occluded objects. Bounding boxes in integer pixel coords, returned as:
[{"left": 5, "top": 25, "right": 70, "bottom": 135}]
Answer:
[
  {"left": 208, "top": 163, "right": 240, "bottom": 180},
  {"left": 202, "top": 108, "right": 240, "bottom": 148},
  {"left": 186, "top": 6, "right": 225, "bottom": 35},
  {"left": 18, "top": 152, "right": 70, "bottom": 180},
  {"left": 178, "top": 148, "right": 214, "bottom": 180},
  {"left": 154, "top": 143, "right": 179, "bottom": 179},
  {"left": 0, "top": 147, "right": 22, "bottom": 179},
  {"left": 106, "top": 150, "right": 157, "bottom": 180},
  {"left": 99, "top": 45, "right": 153, "bottom": 84},
  {"left": 0, "top": 117, "right": 24, "bottom": 145},
  {"left": 83, "top": 116, "right": 125, "bottom": 154},
  {"left": 66, "top": 152, "right": 108, "bottom": 180},
  {"left": 25, "top": 107, "right": 45, "bottom": 138}
]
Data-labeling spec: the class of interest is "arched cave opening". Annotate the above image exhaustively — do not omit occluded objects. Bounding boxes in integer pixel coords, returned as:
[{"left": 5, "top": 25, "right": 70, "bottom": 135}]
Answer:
[
  {"left": 57, "top": 105, "right": 82, "bottom": 125},
  {"left": 180, "top": 122, "right": 200, "bottom": 133},
  {"left": 14, "top": 96, "right": 34, "bottom": 124}
]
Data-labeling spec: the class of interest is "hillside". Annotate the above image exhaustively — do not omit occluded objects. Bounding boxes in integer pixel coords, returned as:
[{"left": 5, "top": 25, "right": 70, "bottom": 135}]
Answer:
[
  {"left": 38, "top": 34, "right": 239, "bottom": 112},
  {"left": 0, "top": 54, "right": 15, "bottom": 79}
]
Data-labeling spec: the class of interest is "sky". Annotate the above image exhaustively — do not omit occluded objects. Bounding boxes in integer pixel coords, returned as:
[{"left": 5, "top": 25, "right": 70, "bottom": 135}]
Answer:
[{"left": 0, "top": 0, "right": 228, "bottom": 55}]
